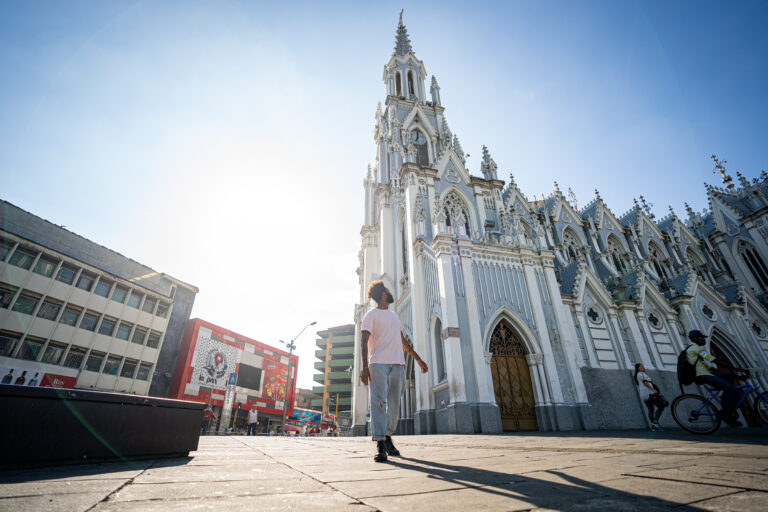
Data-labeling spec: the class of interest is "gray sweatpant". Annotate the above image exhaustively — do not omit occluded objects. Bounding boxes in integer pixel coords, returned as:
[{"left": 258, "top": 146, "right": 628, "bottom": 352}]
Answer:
[{"left": 369, "top": 363, "right": 405, "bottom": 441}]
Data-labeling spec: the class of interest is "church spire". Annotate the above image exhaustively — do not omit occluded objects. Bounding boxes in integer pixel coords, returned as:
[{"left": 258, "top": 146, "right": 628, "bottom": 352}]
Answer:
[{"left": 394, "top": 10, "right": 414, "bottom": 57}]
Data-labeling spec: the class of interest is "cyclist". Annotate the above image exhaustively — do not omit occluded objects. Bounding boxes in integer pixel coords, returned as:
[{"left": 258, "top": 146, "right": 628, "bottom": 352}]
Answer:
[{"left": 686, "top": 330, "right": 742, "bottom": 427}]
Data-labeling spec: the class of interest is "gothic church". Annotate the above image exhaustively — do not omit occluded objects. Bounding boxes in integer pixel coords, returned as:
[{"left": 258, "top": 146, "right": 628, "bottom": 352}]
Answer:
[{"left": 351, "top": 15, "right": 768, "bottom": 433}]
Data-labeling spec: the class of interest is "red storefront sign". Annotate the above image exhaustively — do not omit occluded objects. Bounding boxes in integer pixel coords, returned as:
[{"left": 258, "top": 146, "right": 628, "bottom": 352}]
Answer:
[{"left": 39, "top": 373, "right": 78, "bottom": 389}]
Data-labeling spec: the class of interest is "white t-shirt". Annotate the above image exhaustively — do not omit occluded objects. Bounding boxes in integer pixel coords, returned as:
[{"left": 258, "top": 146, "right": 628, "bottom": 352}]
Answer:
[
  {"left": 361, "top": 307, "right": 405, "bottom": 365},
  {"left": 637, "top": 371, "right": 654, "bottom": 401},
  {"left": 248, "top": 410, "right": 258, "bottom": 424}
]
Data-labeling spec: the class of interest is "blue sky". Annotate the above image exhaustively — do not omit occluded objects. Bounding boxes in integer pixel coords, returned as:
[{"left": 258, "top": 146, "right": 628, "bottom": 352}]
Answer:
[{"left": 1, "top": 1, "right": 767, "bottom": 388}]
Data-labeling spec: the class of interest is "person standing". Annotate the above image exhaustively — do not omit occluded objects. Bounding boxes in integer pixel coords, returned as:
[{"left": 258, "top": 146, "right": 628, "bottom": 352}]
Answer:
[
  {"left": 201, "top": 406, "right": 217, "bottom": 435},
  {"left": 247, "top": 405, "right": 259, "bottom": 436},
  {"left": 634, "top": 363, "right": 667, "bottom": 430},
  {"left": 360, "top": 280, "right": 428, "bottom": 462}
]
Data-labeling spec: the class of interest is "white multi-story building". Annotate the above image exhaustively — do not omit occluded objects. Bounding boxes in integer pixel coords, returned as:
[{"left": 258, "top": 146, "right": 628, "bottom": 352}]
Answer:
[
  {"left": 351, "top": 15, "right": 768, "bottom": 434},
  {"left": 0, "top": 200, "right": 198, "bottom": 396}
]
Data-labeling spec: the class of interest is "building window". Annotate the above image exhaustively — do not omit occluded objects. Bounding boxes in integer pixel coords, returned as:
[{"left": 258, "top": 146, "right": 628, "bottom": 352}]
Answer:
[
  {"left": 59, "top": 306, "right": 81, "bottom": 326},
  {"left": 395, "top": 71, "right": 402, "bottom": 96},
  {"left": 0, "top": 239, "right": 15, "bottom": 261},
  {"left": 8, "top": 247, "right": 36, "bottom": 270},
  {"left": 33, "top": 256, "right": 59, "bottom": 278},
  {"left": 120, "top": 359, "right": 138, "bottom": 379},
  {"left": 80, "top": 311, "right": 100, "bottom": 332},
  {"left": 156, "top": 301, "right": 169, "bottom": 318},
  {"left": 114, "top": 322, "right": 131, "bottom": 341},
  {"left": 562, "top": 229, "right": 581, "bottom": 262},
  {"left": 11, "top": 292, "right": 40, "bottom": 315},
  {"left": 56, "top": 264, "right": 78, "bottom": 285},
  {"left": 0, "top": 331, "right": 21, "bottom": 357},
  {"left": 647, "top": 311, "right": 662, "bottom": 330},
  {"left": 407, "top": 70, "right": 415, "bottom": 97},
  {"left": 131, "top": 327, "right": 147, "bottom": 345},
  {"left": 702, "top": 304, "right": 715, "bottom": 320},
  {"left": 738, "top": 240, "right": 768, "bottom": 291},
  {"left": 20, "top": 337, "right": 46, "bottom": 361},
  {"left": 62, "top": 346, "right": 87, "bottom": 369},
  {"left": 111, "top": 285, "right": 128, "bottom": 304},
  {"left": 434, "top": 318, "right": 446, "bottom": 382},
  {"left": 76, "top": 271, "right": 97, "bottom": 292},
  {"left": 85, "top": 351, "right": 106, "bottom": 372},
  {"left": 146, "top": 331, "right": 161, "bottom": 349},
  {"left": 103, "top": 355, "right": 122, "bottom": 375},
  {"left": 41, "top": 341, "right": 67, "bottom": 365},
  {"left": 586, "top": 306, "right": 603, "bottom": 325},
  {"left": 136, "top": 362, "right": 153, "bottom": 381},
  {"left": 94, "top": 278, "right": 113, "bottom": 297},
  {"left": 412, "top": 129, "right": 428, "bottom": 166},
  {"left": 142, "top": 297, "right": 157, "bottom": 314},
  {"left": 0, "top": 284, "right": 16, "bottom": 309},
  {"left": 649, "top": 243, "right": 669, "bottom": 279},
  {"left": 37, "top": 299, "right": 62, "bottom": 321},
  {"left": 127, "top": 291, "right": 142, "bottom": 309},
  {"left": 98, "top": 317, "right": 117, "bottom": 336}
]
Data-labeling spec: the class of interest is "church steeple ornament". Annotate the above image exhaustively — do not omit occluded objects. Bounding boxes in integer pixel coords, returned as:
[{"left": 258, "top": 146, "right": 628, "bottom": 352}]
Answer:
[
  {"left": 710, "top": 154, "right": 735, "bottom": 191},
  {"left": 394, "top": 10, "right": 414, "bottom": 57},
  {"left": 480, "top": 145, "right": 498, "bottom": 180}
]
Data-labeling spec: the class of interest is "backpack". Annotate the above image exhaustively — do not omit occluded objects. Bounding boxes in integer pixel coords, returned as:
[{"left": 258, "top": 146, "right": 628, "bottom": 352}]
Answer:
[{"left": 677, "top": 346, "right": 700, "bottom": 386}]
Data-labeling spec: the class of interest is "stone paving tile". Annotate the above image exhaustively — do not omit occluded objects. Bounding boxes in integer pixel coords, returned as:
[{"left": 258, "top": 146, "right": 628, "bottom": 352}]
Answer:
[
  {"left": 108, "top": 476, "right": 327, "bottom": 502},
  {"left": 593, "top": 475, "right": 741, "bottom": 505},
  {"left": 0, "top": 478, "right": 127, "bottom": 498},
  {"left": 694, "top": 491, "right": 768, "bottom": 511},
  {"left": 627, "top": 466, "right": 768, "bottom": 492},
  {"left": 91, "top": 491, "right": 374, "bottom": 511},
  {"left": 0, "top": 492, "right": 113, "bottom": 512},
  {"left": 0, "top": 461, "right": 151, "bottom": 484},
  {"left": 131, "top": 461, "right": 297, "bottom": 484}
]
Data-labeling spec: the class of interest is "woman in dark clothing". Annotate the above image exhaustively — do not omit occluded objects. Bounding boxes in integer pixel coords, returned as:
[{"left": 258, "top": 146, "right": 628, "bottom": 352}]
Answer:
[{"left": 634, "top": 363, "right": 668, "bottom": 431}]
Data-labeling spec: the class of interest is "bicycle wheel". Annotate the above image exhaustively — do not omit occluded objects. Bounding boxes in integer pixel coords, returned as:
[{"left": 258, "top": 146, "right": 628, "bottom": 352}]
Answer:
[
  {"left": 672, "top": 394, "right": 721, "bottom": 434},
  {"left": 754, "top": 392, "right": 768, "bottom": 425}
]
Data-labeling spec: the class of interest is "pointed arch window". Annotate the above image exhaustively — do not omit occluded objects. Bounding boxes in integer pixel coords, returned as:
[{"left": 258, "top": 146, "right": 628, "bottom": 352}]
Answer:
[
  {"left": 395, "top": 71, "right": 402, "bottom": 96},
  {"left": 737, "top": 239, "right": 768, "bottom": 291},
  {"left": 411, "top": 129, "right": 428, "bottom": 167},
  {"left": 649, "top": 242, "right": 669, "bottom": 279},
  {"left": 434, "top": 318, "right": 446, "bottom": 382},
  {"left": 686, "top": 247, "right": 709, "bottom": 284},
  {"left": 607, "top": 236, "right": 628, "bottom": 273},
  {"left": 442, "top": 191, "right": 471, "bottom": 238},
  {"left": 401, "top": 219, "right": 409, "bottom": 278},
  {"left": 562, "top": 229, "right": 581, "bottom": 262},
  {"left": 407, "top": 70, "right": 415, "bottom": 98}
]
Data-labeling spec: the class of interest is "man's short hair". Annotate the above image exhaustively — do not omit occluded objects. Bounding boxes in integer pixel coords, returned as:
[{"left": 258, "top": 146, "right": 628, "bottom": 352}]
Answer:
[{"left": 367, "top": 280, "right": 386, "bottom": 303}]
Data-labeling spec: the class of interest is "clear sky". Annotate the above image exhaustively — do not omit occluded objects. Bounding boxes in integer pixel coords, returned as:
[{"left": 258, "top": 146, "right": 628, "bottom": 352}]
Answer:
[{"left": 1, "top": 1, "right": 767, "bottom": 390}]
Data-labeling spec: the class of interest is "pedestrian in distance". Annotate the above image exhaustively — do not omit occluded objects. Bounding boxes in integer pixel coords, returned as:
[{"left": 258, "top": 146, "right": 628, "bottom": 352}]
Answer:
[
  {"left": 247, "top": 405, "right": 259, "bottom": 436},
  {"left": 360, "top": 280, "right": 428, "bottom": 462},
  {"left": 685, "top": 330, "right": 743, "bottom": 426},
  {"left": 201, "top": 406, "right": 217, "bottom": 435},
  {"left": 634, "top": 363, "right": 667, "bottom": 431}
]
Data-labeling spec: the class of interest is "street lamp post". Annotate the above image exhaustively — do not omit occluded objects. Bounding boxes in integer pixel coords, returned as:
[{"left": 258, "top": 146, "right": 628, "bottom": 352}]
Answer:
[{"left": 280, "top": 320, "right": 316, "bottom": 434}]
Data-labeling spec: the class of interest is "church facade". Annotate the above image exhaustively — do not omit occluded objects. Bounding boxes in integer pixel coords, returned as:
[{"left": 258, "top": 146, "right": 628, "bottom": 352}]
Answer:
[{"left": 351, "top": 15, "right": 768, "bottom": 434}]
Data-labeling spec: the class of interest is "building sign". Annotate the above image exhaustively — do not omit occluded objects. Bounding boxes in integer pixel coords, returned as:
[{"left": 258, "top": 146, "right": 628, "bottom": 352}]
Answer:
[
  {"left": 39, "top": 373, "right": 78, "bottom": 388},
  {"left": 189, "top": 331, "right": 242, "bottom": 391},
  {"left": 262, "top": 359, "right": 289, "bottom": 402},
  {"left": 1, "top": 360, "right": 77, "bottom": 389},
  {"left": 290, "top": 408, "right": 322, "bottom": 424}
]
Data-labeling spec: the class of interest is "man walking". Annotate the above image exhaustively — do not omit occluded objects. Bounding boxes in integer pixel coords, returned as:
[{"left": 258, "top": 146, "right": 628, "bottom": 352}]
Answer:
[
  {"left": 201, "top": 406, "right": 217, "bottom": 435},
  {"left": 247, "top": 405, "right": 259, "bottom": 436},
  {"left": 360, "top": 280, "right": 428, "bottom": 462}
]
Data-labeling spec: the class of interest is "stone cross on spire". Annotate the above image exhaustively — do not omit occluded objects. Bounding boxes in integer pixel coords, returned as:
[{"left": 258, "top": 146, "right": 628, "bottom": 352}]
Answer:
[
  {"left": 394, "top": 10, "right": 414, "bottom": 56},
  {"left": 710, "top": 154, "right": 735, "bottom": 191}
]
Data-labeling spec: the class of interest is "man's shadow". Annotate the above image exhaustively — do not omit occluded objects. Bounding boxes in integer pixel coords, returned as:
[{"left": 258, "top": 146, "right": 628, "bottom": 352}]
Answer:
[{"left": 386, "top": 456, "right": 706, "bottom": 510}]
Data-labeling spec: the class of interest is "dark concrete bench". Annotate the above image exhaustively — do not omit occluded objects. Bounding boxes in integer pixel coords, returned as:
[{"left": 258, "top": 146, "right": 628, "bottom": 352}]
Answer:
[{"left": 0, "top": 384, "right": 204, "bottom": 467}]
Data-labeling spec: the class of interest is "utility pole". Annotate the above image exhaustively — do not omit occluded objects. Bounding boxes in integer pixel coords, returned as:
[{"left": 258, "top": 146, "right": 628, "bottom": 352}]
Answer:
[{"left": 280, "top": 321, "right": 317, "bottom": 434}]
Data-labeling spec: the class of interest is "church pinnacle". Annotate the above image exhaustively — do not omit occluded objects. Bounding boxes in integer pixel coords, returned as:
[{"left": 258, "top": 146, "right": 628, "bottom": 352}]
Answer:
[{"left": 394, "top": 10, "right": 414, "bottom": 56}]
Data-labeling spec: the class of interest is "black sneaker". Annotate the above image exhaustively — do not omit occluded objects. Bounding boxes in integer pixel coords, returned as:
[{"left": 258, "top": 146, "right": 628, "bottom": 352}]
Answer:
[
  {"left": 374, "top": 440, "right": 388, "bottom": 462},
  {"left": 385, "top": 436, "right": 400, "bottom": 456}
]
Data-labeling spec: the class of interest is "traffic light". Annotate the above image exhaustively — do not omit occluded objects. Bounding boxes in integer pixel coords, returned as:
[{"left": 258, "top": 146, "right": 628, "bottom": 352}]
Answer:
[{"left": 237, "top": 403, "right": 241, "bottom": 410}]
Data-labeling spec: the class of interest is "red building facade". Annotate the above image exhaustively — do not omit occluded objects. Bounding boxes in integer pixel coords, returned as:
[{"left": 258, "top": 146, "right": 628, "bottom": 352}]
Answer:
[{"left": 170, "top": 318, "right": 298, "bottom": 429}]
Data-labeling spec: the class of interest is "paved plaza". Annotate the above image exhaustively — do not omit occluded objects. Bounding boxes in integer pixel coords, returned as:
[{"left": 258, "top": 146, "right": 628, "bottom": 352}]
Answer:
[{"left": 2, "top": 430, "right": 768, "bottom": 511}]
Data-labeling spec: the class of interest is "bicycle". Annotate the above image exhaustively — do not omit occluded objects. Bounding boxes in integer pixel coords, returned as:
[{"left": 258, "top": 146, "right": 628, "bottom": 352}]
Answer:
[{"left": 672, "top": 370, "right": 768, "bottom": 434}]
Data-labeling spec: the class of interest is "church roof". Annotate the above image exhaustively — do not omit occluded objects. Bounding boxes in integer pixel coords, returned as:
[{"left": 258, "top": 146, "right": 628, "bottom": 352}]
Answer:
[
  {"left": 558, "top": 260, "right": 580, "bottom": 295},
  {"left": 394, "top": 11, "right": 413, "bottom": 57}
]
